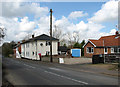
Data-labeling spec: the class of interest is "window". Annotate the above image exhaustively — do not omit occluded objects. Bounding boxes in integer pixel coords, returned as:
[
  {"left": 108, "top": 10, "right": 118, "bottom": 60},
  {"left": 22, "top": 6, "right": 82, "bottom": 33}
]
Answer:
[
  {"left": 111, "top": 48, "right": 114, "bottom": 53},
  {"left": 32, "top": 52, "right": 34, "bottom": 55},
  {"left": 46, "top": 51, "right": 50, "bottom": 55},
  {"left": 28, "top": 52, "right": 29, "bottom": 56},
  {"left": 40, "top": 43, "right": 43, "bottom": 46},
  {"left": 36, "top": 52, "right": 37, "bottom": 55},
  {"left": 118, "top": 48, "right": 120, "bottom": 53},
  {"left": 26, "top": 43, "right": 29, "bottom": 48},
  {"left": 87, "top": 47, "right": 94, "bottom": 53},
  {"left": 111, "top": 47, "right": 120, "bottom": 53},
  {"left": 32, "top": 42, "right": 34, "bottom": 46},
  {"left": 46, "top": 41, "right": 50, "bottom": 46},
  {"left": 105, "top": 48, "right": 107, "bottom": 53},
  {"left": 28, "top": 43, "right": 29, "bottom": 47},
  {"left": 26, "top": 52, "right": 27, "bottom": 56},
  {"left": 114, "top": 47, "right": 117, "bottom": 53},
  {"left": 26, "top": 52, "right": 29, "bottom": 56}
]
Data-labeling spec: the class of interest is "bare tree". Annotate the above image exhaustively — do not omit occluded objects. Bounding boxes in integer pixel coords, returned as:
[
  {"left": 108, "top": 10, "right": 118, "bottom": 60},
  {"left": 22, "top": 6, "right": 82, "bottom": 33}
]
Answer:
[
  {"left": 65, "top": 31, "right": 75, "bottom": 48},
  {"left": 23, "top": 33, "right": 33, "bottom": 40},
  {"left": 73, "top": 31, "right": 80, "bottom": 43},
  {"left": 0, "top": 25, "right": 6, "bottom": 46},
  {"left": 0, "top": 27, "right": 6, "bottom": 38},
  {"left": 52, "top": 25, "right": 67, "bottom": 46},
  {"left": 53, "top": 25, "right": 62, "bottom": 39}
]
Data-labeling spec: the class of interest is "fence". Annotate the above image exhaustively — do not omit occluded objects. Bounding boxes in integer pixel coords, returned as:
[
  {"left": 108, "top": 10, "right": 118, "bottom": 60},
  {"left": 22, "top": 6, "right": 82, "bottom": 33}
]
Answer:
[{"left": 92, "top": 53, "right": 120, "bottom": 64}]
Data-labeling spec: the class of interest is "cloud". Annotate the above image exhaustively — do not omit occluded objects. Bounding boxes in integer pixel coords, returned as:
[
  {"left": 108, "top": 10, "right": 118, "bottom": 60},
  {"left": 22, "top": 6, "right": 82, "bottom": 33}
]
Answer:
[
  {"left": 2, "top": 2, "right": 49, "bottom": 18},
  {"left": 68, "top": 11, "right": 88, "bottom": 19},
  {"left": 15, "top": 32, "right": 28, "bottom": 40},
  {"left": 54, "top": 16, "right": 105, "bottom": 41},
  {"left": 0, "top": 1, "right": 117, "bottom": 43},
  {"left": 88, "top": 0, "right": 118, "bottom": 23},
  {"left": 32, "top": 15, "right": 56, "bottom": 36},
  {"left": 19, "top": 17, "right": 36, "bottom": 32},
  {"left": 0, "top": 16, "right": 36, "bottom": 41},
  {"left": 99, "top": 29, "right": 117, "bottom": 37}
]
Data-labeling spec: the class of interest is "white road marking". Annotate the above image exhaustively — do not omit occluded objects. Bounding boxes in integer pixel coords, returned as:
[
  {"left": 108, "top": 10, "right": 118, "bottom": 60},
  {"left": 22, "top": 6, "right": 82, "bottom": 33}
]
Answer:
[
  {"left": 49, "top": 67, "right": 62, "bottom": 71},
  {"left": 44, "top": 70, "right": 88, "bottom": 85},
  {"left": 23, "top": 64, "right": 35, "bottom": 69}
]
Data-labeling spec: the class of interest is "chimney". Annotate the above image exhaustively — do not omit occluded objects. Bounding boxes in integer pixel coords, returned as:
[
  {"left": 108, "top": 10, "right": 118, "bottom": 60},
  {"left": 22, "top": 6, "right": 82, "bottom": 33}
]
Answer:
[
  {"left": 32, "top": 35, "right": 34, "bottom": 38},
  {"left": 115, "top": 31, "right": 119, "bottom": 35},
  {"left": 18, "top": 42, "right": 20, "bottom": 44}
]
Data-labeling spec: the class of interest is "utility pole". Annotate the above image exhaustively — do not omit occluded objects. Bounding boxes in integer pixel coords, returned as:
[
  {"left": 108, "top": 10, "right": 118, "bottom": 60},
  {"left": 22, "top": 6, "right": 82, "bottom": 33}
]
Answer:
[
  {"left": 103, "top": 39, "right": 105, "bottom": 63},
  {"left": 50, "top": 9, "right": 53, "bottom": 62}
]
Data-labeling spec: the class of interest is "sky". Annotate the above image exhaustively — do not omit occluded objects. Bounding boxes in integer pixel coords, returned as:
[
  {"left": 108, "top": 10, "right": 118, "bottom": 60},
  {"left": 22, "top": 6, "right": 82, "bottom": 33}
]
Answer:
[{"left": 0, "top": 0, "right": 118, "bottom": 43}]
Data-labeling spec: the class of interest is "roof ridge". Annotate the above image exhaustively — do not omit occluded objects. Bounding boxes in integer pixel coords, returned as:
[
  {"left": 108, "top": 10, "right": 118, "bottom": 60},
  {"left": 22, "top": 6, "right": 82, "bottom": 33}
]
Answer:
[{"left": 100, "top": 35, "right": 116, "bottom": 38}]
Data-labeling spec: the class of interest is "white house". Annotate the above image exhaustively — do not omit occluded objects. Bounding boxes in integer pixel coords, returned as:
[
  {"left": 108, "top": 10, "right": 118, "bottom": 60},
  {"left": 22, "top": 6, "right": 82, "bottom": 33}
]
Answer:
[{"left": 20, "top": 34, "right": 59, "bottom": 60}]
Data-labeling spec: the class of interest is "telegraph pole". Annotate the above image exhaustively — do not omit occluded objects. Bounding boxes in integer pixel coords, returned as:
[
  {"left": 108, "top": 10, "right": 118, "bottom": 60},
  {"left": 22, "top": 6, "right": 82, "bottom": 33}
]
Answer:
[{"left": 50, "top": 9, "right": 53, "bottom": 62}]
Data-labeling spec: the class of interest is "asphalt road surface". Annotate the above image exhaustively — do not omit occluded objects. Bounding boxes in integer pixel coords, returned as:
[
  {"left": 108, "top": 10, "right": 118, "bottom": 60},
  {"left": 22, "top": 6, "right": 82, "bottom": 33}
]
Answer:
[
  {"left": 3, "top": 58, "right": 118, "bottom": 86},
  {"left": 0, "top": 54, "right": 2, "bottom": 86}
]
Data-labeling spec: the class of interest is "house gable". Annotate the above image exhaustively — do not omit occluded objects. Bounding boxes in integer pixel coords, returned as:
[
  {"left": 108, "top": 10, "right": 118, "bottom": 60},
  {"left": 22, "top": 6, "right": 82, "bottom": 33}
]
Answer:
[{"left": 83, "top": 40, "right": 96, "bottom": 48}]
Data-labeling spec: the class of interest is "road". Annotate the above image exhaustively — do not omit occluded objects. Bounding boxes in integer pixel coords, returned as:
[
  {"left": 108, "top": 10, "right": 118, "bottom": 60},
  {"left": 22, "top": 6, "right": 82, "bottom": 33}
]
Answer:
[
  {"left": 3, "top": 58, "right": 118, "bottom": 86},
  {"left": 0, "top": 54, "right": 2, "bottom": 86}
]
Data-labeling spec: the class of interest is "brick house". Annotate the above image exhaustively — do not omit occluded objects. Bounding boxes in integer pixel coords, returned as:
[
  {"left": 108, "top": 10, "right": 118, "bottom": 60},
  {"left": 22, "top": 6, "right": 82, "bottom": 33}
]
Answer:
[
  {"left": 83, "top": 31, "right": 120, "bottom": 58},
  {"left": 13, "top": 42, "right": 21, "bottom": 58}
]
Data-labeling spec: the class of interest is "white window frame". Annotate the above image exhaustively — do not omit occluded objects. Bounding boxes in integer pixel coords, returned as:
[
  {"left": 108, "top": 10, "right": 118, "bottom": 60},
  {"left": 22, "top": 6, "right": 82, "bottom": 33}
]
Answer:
[
  {"left": 111, "top": 48, "right": 114, "bottom": 53},
  {"left": 86, "top": 47, "right": 94, "bottom": 54},
  {"left": 118, "top": 48, "right": 120, "bottom": 53}
]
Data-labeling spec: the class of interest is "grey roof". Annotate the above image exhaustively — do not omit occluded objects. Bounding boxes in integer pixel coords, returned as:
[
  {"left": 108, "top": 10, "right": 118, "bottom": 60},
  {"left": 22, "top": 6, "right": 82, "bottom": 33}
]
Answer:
[{"left": 21, "top": 34, "right": 59, "bottom": 44}]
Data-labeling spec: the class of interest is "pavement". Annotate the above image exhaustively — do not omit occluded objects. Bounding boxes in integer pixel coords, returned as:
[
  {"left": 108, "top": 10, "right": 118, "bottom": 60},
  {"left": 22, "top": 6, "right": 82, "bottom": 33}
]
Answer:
[{"left": 2, "top": 57, "right": 119, "bottom": 86}]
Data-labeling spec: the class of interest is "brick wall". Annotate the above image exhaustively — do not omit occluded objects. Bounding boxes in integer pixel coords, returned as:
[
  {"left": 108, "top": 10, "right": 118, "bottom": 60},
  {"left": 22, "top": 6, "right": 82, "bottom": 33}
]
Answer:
[
  {"left": 18, "top": 45, "right": 21, "bottom": 54},
  {"left": 84, "top": 42, "right": 112, "bottom": 58},
  {"left": 84, "top": 42, "right": 94, "bottom": 58},
  {"left": 94, "top": 48, "right": 104, "bottom": 55}
]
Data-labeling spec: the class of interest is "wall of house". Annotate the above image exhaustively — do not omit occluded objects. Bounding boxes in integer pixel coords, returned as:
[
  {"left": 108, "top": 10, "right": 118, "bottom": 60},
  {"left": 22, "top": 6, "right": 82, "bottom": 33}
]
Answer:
[
  {"left": 84, "top": 42, "right": 94, "bottom": 58},
  {"left": 37, "top": 40, "right": 58, "bottom": 57},
  {"left": 21, "top": 44, "right": 25, "bottom": 58},
  {"left": 108, "top": 48, "right": 111, "bottom": 54},
  {"left": 84, "top": 43, "right": 112, "bottom": 58},
  {"left": 94, "top": 48, "right": 104, "bottom": 55},
  {"left": 21, "top": 40, "right": 58, "bottom": 60}
]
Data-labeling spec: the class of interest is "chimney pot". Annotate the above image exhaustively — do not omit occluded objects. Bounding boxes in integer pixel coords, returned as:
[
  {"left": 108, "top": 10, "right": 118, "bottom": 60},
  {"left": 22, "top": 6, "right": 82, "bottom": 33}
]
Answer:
[
  {"left": 32, "top": 35, "right": 34, "bottom": 38},
  {"left": 115, "top": 31, "right": 119, "bottom": 35}
]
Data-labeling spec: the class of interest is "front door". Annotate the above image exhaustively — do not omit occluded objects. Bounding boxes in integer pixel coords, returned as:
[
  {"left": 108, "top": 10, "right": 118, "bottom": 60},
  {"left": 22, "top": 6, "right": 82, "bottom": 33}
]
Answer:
[{"left": 104, "top": 47, "right": 108, "bottom": 54}]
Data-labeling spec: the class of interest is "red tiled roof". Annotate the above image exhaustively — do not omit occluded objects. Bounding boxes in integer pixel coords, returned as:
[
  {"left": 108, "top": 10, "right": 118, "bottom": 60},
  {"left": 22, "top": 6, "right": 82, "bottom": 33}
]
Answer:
[{"left": 89, "top": 34, "right": 120, "bottom": 47}]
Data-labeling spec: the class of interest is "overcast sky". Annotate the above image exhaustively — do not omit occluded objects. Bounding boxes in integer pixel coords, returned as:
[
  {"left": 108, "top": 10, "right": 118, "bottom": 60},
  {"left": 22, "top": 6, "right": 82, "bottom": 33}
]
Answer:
[{"left": 0, "top": 0, "right": 118, "bottom": 42}]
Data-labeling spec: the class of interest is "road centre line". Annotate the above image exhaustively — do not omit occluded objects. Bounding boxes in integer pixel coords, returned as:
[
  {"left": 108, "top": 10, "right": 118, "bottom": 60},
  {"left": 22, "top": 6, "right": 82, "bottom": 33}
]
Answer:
[
  {"left": 49, "top": 67, "right": 62, "bottom": 71},
  {"left": 44, "top": 70, "right": 88, "bottom": 85},
  {"left": 23, "top": 64, "right": 35, "bottom": 69}
]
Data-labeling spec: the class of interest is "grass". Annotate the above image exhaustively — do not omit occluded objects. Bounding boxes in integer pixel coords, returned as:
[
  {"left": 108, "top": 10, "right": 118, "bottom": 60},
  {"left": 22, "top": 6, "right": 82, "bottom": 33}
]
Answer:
[
  {"left": 89, "top": 63, "right": 119, "bottom": 71},
  {"left": 108, "top": 63, "right": 119, "bottom": 70}
]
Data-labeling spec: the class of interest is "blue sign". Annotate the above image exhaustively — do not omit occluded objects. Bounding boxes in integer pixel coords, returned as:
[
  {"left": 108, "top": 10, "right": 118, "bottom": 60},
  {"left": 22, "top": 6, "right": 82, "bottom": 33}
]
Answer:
[{"left": 71, "top": 49, "right": 81, "bottom": 57}]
